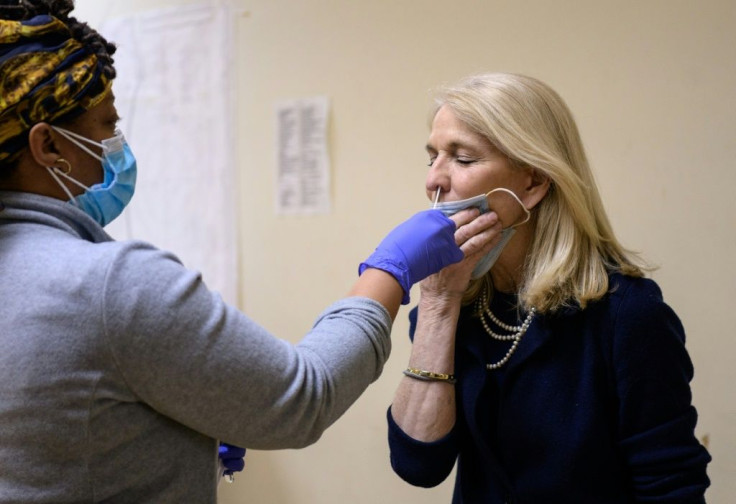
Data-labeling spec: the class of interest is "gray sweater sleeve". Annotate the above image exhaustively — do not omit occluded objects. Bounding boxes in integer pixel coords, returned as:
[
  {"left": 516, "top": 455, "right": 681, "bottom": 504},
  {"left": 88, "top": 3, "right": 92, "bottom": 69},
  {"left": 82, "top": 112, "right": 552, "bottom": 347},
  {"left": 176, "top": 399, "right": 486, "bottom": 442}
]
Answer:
[{"left": 100, "top": 241, "right": 392, "bottom": 449}]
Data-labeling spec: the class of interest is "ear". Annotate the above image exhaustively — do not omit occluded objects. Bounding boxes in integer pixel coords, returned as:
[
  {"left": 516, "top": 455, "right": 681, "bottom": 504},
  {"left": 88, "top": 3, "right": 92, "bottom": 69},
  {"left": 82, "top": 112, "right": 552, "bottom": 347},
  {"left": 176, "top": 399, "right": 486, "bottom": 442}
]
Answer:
[
  {"left": 519, "top": 166, "right": 551, "bottom": 210},
  {"left": 27, "top": 123, "right": 62, "bottom": 167}
]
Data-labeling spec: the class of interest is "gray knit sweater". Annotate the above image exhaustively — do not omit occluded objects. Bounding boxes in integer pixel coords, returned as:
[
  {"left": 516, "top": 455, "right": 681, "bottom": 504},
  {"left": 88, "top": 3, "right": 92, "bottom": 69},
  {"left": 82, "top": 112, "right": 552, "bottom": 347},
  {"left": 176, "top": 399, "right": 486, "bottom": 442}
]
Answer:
[{"left": 0, "top": 191, "right": 392, "bottom": 503}]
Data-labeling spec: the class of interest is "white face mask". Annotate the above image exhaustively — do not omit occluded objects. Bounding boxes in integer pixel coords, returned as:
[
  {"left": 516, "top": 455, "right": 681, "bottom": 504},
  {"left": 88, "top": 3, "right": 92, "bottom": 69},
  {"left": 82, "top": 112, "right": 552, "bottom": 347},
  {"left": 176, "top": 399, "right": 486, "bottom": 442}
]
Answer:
[{"left": 433, "top": 188, "right": 530, "bottom": 279}]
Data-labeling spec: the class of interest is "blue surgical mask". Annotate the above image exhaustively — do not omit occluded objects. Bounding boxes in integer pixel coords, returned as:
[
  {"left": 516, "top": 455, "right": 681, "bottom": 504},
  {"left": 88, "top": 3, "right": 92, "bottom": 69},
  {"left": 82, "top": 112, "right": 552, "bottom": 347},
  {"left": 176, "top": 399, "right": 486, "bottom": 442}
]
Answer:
[
  {"left": 46, "top": 127, "right": 137, "bottom": 227},
  {"left": 433, "top": 188, "right": 530, "bottom": 279}
]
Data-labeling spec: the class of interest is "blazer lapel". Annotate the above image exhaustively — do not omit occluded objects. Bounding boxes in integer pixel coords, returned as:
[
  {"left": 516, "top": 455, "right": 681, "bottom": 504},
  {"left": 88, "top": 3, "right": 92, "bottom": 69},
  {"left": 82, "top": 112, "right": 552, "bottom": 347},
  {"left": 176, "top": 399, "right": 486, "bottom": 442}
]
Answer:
[
  {"left": 504, "top": 309, "right": 574, "bottom": 375},
  {"left": 459, "top": 346, "right": 516, "bottom": 491}
]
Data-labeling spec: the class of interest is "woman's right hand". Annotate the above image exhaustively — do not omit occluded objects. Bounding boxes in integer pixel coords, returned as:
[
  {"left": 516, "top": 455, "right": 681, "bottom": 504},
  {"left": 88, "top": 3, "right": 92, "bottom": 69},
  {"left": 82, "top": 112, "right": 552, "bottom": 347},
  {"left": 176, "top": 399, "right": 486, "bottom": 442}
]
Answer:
[
  {"left": 420, "top": 208, "right": 503, "bottom": 302},
  {"left": 390, "top": 208, "right": 502, "bottom": 442}
]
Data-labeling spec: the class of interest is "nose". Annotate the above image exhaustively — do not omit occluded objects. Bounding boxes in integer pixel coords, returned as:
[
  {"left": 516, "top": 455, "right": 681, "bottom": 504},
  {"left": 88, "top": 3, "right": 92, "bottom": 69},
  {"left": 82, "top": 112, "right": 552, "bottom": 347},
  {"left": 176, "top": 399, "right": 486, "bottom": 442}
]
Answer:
[{"left": 425, "top": 156, "right": 450, "bottom": 201}]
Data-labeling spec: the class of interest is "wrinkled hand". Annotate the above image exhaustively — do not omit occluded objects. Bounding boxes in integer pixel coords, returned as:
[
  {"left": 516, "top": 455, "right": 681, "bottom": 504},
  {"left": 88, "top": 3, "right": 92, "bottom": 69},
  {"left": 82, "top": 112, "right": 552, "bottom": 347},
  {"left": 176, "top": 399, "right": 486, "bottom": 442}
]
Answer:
[
  {"left": 219, "top": 442, "right": 246, "bottom": 480},
  {"left": 359, "top": 209, "right": 464, "bottom": 304},
  {"left": 420, "top": 209, "right": 503, "bottom": 301}
]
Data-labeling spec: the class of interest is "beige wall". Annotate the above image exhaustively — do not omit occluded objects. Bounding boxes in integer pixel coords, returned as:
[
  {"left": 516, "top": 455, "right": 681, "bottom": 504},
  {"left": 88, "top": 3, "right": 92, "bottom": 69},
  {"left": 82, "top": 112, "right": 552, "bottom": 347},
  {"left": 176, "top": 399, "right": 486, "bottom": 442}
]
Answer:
[{"left": 75, "top": 1, "right": 736, "bottom": 502}]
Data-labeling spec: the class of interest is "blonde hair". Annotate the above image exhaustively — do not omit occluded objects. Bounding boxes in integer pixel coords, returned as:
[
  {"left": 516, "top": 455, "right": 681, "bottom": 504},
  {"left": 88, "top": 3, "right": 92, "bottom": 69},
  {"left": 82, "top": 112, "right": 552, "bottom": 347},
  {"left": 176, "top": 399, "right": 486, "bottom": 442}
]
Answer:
[{"left": 435, "top": 73, "right": 648, "bottom": 313}]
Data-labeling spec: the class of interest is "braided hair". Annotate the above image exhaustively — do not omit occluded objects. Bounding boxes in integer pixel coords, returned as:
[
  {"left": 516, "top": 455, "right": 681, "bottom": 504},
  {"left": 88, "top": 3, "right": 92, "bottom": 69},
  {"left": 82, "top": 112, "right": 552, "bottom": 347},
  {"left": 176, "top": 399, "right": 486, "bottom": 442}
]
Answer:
[{"left": 0, "top": 0, "right": 117, "bottom": 172}]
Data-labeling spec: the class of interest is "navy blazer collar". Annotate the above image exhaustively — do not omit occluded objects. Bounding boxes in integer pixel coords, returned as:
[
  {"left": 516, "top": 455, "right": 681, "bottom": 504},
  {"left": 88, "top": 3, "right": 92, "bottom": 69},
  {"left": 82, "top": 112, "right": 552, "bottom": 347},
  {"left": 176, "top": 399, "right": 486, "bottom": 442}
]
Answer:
[{"left": 461, "top": 302, "right": 580, "bottom": 379}]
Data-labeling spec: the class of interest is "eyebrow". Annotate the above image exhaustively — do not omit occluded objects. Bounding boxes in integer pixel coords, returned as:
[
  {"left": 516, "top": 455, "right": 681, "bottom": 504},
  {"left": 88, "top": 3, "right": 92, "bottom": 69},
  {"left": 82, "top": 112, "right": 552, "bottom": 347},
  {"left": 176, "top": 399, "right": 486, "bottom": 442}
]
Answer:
[{"left": 425, "top": 140, "right": 476, "bottom": 153}]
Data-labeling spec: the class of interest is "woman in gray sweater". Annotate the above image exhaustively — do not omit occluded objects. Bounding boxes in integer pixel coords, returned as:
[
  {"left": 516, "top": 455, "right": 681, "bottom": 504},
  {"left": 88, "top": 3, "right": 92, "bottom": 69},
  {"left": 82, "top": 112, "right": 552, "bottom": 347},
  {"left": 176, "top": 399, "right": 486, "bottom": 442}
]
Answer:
[{"left": 0, "top": 1, "right": 501, "bottom": 502}]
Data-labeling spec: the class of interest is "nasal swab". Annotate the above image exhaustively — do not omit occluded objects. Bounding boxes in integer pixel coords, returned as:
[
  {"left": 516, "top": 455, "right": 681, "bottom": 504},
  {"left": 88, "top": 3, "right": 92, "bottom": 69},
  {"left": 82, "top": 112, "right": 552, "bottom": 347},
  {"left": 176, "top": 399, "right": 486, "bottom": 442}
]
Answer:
[{"left": 433, "top": 187, "right": 441, "bottom": 208}]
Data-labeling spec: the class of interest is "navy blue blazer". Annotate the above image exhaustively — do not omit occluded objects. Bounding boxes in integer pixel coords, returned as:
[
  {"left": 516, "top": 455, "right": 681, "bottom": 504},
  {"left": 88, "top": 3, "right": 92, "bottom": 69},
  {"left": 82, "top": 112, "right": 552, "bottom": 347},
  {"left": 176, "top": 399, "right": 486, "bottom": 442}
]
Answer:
[{"left": 388, "top": 274, "right": 710, "bottom": 503}]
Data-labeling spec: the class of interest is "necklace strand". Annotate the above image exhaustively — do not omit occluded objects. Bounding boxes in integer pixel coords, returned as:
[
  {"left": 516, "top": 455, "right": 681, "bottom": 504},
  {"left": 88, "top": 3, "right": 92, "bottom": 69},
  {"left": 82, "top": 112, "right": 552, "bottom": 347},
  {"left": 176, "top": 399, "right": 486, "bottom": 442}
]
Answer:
[{"left": 476, "top": 289, "right": 536, "bottom": 370}]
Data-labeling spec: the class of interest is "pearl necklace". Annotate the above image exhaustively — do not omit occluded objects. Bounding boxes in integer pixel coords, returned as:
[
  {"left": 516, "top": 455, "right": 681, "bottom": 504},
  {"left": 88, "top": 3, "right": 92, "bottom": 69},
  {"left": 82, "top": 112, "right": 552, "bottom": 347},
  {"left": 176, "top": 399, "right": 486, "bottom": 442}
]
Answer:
[{"left": 475, "top": 289, "right": 536, "bottom": 370}]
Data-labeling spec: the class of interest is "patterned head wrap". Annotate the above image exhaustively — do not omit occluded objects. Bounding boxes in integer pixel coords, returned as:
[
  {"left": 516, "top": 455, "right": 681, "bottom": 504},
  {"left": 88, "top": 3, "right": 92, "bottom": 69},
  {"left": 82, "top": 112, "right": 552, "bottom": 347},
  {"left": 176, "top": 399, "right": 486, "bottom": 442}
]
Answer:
[{"left": 0, "top": 13, "right": 113, "bottom": 164}]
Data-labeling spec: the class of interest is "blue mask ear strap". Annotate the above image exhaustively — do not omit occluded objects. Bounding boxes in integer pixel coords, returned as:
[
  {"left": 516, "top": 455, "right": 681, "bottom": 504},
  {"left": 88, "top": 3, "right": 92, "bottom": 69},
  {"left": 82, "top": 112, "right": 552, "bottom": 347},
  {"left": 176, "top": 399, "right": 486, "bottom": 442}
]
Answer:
[
  {"left": 485, "top": 188, "right": 531, "bottom": 228},
  {"left": 51, "top": 126, "right": 105, "bottom": 162},
  {"left": 45, "top": 166, "right": 89, "bottom": 208}
]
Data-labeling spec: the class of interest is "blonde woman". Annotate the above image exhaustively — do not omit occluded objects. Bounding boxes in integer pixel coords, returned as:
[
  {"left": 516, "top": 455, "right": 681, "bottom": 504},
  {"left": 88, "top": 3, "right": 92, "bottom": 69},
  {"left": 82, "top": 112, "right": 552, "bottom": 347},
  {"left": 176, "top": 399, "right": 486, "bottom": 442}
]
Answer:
[{"left": 388, "top": 73, "right": 710, "bottom": 503}]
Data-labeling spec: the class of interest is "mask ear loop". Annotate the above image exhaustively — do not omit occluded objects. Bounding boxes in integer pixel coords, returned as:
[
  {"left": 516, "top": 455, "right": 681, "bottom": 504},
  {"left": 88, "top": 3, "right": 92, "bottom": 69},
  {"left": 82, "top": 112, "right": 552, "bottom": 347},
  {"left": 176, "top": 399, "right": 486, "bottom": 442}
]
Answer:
[
  {"left": 46, "top": 166, "right": 77, "bottom": 203},
  {"left": 485, "top": 188, "right": 531, "bottom": 229},
  {"left": 45, "top": 158, "right": 92, "bottom": 207},
  {"left": 51, "top": 126, "right": 105, "bottom": 162}
]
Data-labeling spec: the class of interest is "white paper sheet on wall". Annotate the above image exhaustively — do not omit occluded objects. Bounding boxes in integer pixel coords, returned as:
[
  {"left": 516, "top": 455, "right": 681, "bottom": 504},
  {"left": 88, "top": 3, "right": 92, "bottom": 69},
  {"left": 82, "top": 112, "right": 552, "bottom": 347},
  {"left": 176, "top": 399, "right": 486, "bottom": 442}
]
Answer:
[
  {"left": 100, "top": 4, "right": 238, "bottom": 306},
  {"left": 275, "top": 96, "right": 331, "bottom": 214}
]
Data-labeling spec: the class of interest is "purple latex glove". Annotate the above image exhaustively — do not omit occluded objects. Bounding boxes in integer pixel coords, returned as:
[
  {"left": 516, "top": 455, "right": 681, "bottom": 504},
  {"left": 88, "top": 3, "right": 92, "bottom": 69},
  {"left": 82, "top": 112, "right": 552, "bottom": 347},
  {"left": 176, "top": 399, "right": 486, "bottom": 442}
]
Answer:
[
  {"left": 359, "top": 209, "right": 463, "bottom": 304},
  {"left": 218, "top": 442, "right": 246, "bottom": 481}
]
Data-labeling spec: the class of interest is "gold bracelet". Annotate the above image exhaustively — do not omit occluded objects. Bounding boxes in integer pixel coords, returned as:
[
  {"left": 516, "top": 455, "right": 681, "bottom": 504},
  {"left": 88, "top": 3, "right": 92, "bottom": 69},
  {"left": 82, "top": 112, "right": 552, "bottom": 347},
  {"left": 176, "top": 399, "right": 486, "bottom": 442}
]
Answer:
[{"left": 403, "top": 367, "right": 456, "bottom": 384}]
